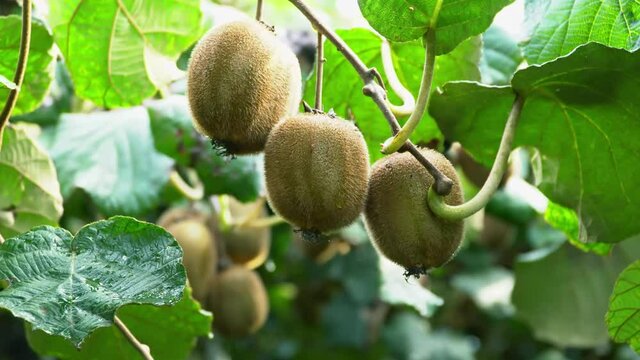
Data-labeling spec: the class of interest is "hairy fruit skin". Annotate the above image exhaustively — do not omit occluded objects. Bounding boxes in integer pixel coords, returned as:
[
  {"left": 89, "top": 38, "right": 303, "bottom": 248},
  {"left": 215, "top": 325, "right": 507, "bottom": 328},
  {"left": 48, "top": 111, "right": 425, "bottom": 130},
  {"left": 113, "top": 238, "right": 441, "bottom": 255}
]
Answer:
[
  {"left": 264, "top": 113, "right": 370, "bottom": 232},
  {"left": 208, "top": 266, "right": 269, "bottom": 337},
  {"left": 161, "top": 216, "right": 217, "bottom": 303},
  {"left": 364, "top": 149, "right": 464, "bottom": 271},
  {"left": 222, "top": 197, "right": 271, "bottom": 269},
  {"left": 187, "top": 20, "right": 302, "bottom": 154}
]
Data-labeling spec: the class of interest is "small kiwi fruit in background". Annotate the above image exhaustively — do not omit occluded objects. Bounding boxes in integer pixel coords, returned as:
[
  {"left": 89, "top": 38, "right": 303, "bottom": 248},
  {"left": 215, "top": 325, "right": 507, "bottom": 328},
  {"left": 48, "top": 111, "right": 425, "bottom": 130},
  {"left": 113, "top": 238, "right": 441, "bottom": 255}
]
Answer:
[
  {"left": 208, "top": 265, "right": 269, "bottom": 337},
  {"left": 364, "top": 148, "right": 464, "bottom": 275},
  {"left": 264, "top": 113, "right": 370, "bottom": 234},
  {"left": 219, "top": 197, "right": 271, "bottom": 269},
  {"left": 158, "top": 208, "right": 217, "bottom": 303},
  {"left": 187, "top": 20, "right": 302, "bottom": 155}
]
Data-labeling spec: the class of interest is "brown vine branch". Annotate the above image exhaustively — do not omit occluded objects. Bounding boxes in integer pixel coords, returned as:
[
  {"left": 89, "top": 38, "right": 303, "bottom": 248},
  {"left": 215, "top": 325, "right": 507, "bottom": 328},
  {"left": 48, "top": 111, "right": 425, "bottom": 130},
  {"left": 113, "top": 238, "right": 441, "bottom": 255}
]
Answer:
[
  {"left": 114, "top": 316, "right": 154, "bottom": 360},
  {"left": 0, "top": 0, "right": 32, "bottom": 150},
  {"left": 256, "top": 0, "right": 264, "bottom": 21},
  {"left": 315, "top": 32, "right": 324, "bottom": 111},
  {"left": 287, "top": 0, "right": 453, "bottom": 195}
]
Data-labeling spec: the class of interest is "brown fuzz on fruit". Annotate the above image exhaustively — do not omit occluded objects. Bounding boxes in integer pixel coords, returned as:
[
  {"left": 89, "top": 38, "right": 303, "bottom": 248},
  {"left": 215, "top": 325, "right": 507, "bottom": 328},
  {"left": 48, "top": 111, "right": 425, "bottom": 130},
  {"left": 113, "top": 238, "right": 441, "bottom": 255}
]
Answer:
[
  {"left": 221, "top": 197, "right": 271, "bottom": 269},
  {"left": 208, "top": 266, "right": 269, "bottom": 337},
  {"left": 160, "top": 209, "right": 217, "bottom": 303},
  {"left": 364, "top": 148, "right": 464, "bottom": 275},
  {"left": 187, "top": 20, "right": 302, "bottom": 155},
  {"left": 264, "top": 113, "right": 370, "bottom": 233}
]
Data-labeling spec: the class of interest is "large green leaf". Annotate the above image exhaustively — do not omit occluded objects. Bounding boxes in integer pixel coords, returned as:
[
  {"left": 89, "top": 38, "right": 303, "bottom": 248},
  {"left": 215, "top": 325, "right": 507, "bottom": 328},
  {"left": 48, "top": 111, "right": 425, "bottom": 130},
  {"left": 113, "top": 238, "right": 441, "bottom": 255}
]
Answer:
[
  {"left": 0, "top": 124, "right": 63, "bottom": 239},
  {"left": 304, "top": 28, "right": 480, "bottom": 162},
  {"left": 430, "top": 44, "right": 640, "bottom": 244},
  {"left": 48, "top": 0, "right": 202, "bottom": 108},
  {"left": 146, "top": 96, "right": 263, "bottom": 202},
  {"left": 512, "top": 241, "right": 640, "bottom": 348},
  {"left": 26, "top": 288, "right": 211, "bottom": 360},
  {"left": 0, "top": 16, "right": 55, "bottom": 115},
  {"left": 606, "top": 260, "right": 640, "bottom": 353},
  {"left": 47, "top": 107, "right": 173, "bottom": 216},
  {"left": 524, "top": 0, "right": 640, "bottom": 64},
  {"left": 358, "top": 0, "right": 512, "bottom": 54},
  {"left": 480, "top": 26, "right": 523, "bottom": 85},
  {"left": 0, "top": 216, "right": 186, "bottom": 347}
]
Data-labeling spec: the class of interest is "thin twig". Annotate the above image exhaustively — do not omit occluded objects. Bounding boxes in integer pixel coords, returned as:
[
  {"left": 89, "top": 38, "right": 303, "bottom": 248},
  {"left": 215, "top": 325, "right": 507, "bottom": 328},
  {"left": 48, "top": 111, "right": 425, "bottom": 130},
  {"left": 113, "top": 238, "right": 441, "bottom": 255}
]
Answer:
[
  {"left": 256, "top": 0, "right": 264, "bottom": 21},
  {"left": 287, "top": 0, "right": 453, "bottom": 195},
  {"left": 381, "top": 29, "right": 436, "bottom": 154},
  {"left": 315, "top": 32, "right": 324, "bottom": 111},
  {"left": 114, "top": 316, "right": 154, "bottom": 360},
  {"left": 0, "top": 0, "right": 31, "bottom": 149},
  {"left": 428, "top": 94, "right": 525, "bottom": 220}
]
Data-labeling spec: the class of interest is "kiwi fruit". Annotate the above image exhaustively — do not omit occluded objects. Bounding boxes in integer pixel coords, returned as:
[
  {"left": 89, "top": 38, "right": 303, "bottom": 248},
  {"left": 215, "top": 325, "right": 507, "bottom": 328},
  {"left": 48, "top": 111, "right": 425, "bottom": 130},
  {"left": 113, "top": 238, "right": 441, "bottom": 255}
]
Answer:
[
  {"left": 159, "top": 209, "right": 217, "bottom": 303},
  {"left": 221, "top": 197, "right": 271, "bottom": 269},
  {"left": 187, "top": 20, "right": 302, "bottom": 155},
  {"left": 264, "top": 113, "right": 370, "bottom": 233},
  {"left": 364, "top": 148, "right": 464, "bottom": 274},
  {"left": 208, "top": 265, "right": 269, "bottom": 337}
]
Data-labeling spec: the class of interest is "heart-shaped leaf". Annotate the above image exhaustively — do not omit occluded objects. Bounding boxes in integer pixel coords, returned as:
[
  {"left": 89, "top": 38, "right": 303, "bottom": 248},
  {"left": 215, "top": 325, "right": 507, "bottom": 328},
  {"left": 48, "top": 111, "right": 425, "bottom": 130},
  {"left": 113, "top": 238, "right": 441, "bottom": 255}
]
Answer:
[
  {"left": 0, "top": 216, "right": 186, "bottom": 347},
  {"left": 606, "top": 260, "right": 640, "bottom": 353}
]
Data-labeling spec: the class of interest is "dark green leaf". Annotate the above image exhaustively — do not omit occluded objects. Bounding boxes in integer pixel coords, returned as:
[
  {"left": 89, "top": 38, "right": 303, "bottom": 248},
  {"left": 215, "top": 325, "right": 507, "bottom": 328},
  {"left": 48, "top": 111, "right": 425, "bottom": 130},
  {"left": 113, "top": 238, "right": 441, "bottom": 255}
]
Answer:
[
  {"left": 0, "top": 16, "right": 55, "bottom": 114},
  {"left": 26, "top": 288, "right": 211, "bottom": 360},
  {"left": 512, "top": 241, "right": 640, "bottom": 348},
  {"left": 606, "top": 260, "right": 640, "bottom": 353},
  {"left": 544, "top": 202, "right": 614, "bottom": 255},
  {"left": 0, "top": 124, "right": 63, "bottom": 239},
  {"left": 430, "top": 45, "right": 640, "bottom": 243},
  {"left": 358, "top": 0, "right": 512, "bottom": 54},
  {"left": 47, "top": 108, "right": 173, "bottom": 216},
  {"left": 480, "top": 26, "right": 523, "bottom": 85},
  {"left": 304, "top": 28, "right": 480, "bottom": 162},
  {"left": 524, "top": 0, "right": 640, "bottom": 64},
  {"left": 0, "top": 216, "right": 186, "bottom": 347},
  {"left": 48, "top": 0, "right": 202, "bottom": 107}
]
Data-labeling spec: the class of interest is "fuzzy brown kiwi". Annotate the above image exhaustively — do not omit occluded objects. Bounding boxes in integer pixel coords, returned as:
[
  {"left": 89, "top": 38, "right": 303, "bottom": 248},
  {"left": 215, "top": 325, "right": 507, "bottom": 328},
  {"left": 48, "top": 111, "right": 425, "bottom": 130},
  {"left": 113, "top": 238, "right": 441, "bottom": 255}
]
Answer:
[
  {"left": 364, "top": 148, "right": 464, "bottom": 275},
  {"left": 159, "top": 209, "right": 217, "bottom": 303},
  {"left": 208, "top": 265, "right": 269, "bottom": 337},
  {"left": 187, "top": 20, "right": 302, "bottom": 155},
  {"left": 264, "top": 113, "right": 370, "bottom": 233},
  {"left": 221, "top": 197, "right": 271, "bottom": 269}
]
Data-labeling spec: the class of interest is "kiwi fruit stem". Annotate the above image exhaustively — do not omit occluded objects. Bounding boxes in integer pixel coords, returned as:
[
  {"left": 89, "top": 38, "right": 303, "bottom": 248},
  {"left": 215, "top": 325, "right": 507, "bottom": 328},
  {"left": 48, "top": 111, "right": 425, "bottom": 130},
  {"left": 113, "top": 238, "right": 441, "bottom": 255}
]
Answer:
[
  {"left": 242, "top": 215, "right": 286, "bottom": 229},
  {"left": 381, "top": 29, "right": 436, "bottom": 155},
  {"left": 428, "top": 94, "right": 525, "bottom": 221},
  {"left": 169, "top": 168, "right": 204, "bottom": 201},
  {"left": 381, "top": 39, "right": 415, "bottom": 117},
  {"left": 235, "top": 197, "right": 267, "bottom": 227}
]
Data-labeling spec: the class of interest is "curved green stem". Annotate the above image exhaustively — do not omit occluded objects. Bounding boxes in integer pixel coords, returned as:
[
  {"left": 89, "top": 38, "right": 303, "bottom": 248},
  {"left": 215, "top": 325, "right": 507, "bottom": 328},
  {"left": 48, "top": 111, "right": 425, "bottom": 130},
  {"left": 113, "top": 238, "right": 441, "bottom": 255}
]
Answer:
[
  {"left": 428, "top": 94, "right": 525, "bottom": 220},
  {"left": 381, "top": 29, "right": 436, "bottom": 154},
  {"left": 114, "top": 316, "right": 154, "bottom": 360},
  {"left": 0, "top": 0, "right": 31, "bottom": 150},
  {"left": 315, "top": 32, "right": 324, "bottom": 111},
  {"left": 169, "top": 168, "right": 204, "bottom": 201},
  {"left": 243, "top": 215, "right": 286, "bottom": 229},
  {"left": 381, "top": 39, "right": 415, "bottom": 117}
]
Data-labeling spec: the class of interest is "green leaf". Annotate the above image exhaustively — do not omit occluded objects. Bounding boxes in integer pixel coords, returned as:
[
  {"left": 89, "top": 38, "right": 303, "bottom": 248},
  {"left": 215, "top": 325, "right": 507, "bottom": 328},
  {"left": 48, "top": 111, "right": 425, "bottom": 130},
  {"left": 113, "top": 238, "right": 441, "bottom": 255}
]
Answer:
[
  {"left": 430, "top": 44, "right": 640, "bottom": 243},
  {"left": 0, "top": 124, "right": 63, "bottom": 239},
  {"left": 606, "top": 260, "right": 640, "bottom": 353},
  {"left": 480, "top": 26, "right": 523, "bottom": 85},
  {"left": 46, "top": 107, "right": 173, "bottom": 216},
  {"left": 524, "top": 0, "right": 640, "bottom": 64},
  {"left": 544, "top": 202, "right": 614, "bottom": 255},
  {"left": 0, "top": 16, "right": 55, "bottom": 115},
  {"left": 451, "top": 267, "right": 514, "bottom": 317},
  {"left": 358, "top": 0, "right": 513, "bottom": 54},
  {"left": 321, "top": 293, "right": 368, "bottom": 347},
  {"left": 379, "top": 257, "right": 443, "bottom": 317},
  {"left": 304, "top": 28, "right": 480, "bottom": 162},
  {"left": 48, "top": 0, "right": 202, "bottom": 108},
  {"left": 0, "top": 216, "right": 186, "bottom": 347},
  {"left": 511, "top": 241, "right": 640, "bottom": 348},
  {"left": 146, "top": 95, "right": 263, "bottom": 202},
  {"left": 325, "top": 240, "right": 381, "bottom": 305},
  {"left": 25, "top": 288, "right": 211, "bottom": 360}
]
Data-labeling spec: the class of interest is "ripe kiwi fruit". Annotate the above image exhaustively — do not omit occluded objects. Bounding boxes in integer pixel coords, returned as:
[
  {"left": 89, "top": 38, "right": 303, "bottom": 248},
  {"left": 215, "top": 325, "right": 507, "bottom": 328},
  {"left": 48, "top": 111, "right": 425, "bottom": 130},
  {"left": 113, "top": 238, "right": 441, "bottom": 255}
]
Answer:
[
  {"left": 159, "top": 208, "right": 217, "bottom": 303},
  {"left": 208, "top": 265, "right": 269, "bottom": 337},
  {"left": 187, "top": 20, "right": 302, "bottom": 155},
  {"left": 221, "top": 197, "right": 271, "bottom": 269},
  {"left": 364, "top": 148, "right": 464, "bottom": 275},
  {"left": 264, "top": 113, "right": 370, "bottom": 233}
]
